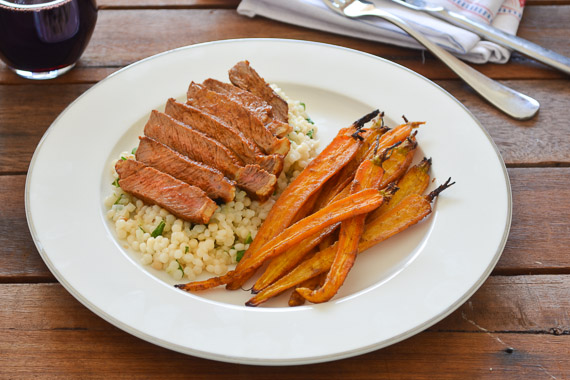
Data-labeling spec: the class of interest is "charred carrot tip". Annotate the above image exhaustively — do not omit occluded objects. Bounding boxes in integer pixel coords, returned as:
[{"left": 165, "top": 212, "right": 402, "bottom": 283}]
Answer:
[
  {"left": 426, "top": 177, "right": 455, "bottom": 202},
  {"left": 351, "top": 129, "right": 366, "bottom": 141},
  {"left": 354, "top": 109, "right": 380, "bottom": 130},
  {"left": 380, "top": 183, "right": 399, "bottom": 199},
  {"left": 417, "top": 157, "right": 433, "bottom": 174},
  {"left": 402, "top": 115, "right": 409, "bottom": 123}
]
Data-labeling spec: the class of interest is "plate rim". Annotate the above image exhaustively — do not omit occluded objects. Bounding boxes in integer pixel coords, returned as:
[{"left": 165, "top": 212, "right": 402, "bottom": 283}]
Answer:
[{"left": 25, "top": 38, "right": 512, "bottom": 365}]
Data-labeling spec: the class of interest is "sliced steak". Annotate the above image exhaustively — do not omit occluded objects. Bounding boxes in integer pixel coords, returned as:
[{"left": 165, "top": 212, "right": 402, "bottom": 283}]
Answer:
[
  {"left": 136, "top": 136, "right": 236, "bottom": 203},
  {"left": 115, "top": 159, "right": 217, "bottom": 224},
  {"left": 143, "top": 110, "right": 276, "bottom": 201},
  {"left": 186, "top": 82, "right": 290, "bottom": 156},
  {"left": 164, "top": 98, "right": 283, "bottom": 176},
  {"left": 228, "top": 60, "right": 289, "bottom": 124},
  {"left": 202, "top": 78, "right": 292, "bottom": 138}
]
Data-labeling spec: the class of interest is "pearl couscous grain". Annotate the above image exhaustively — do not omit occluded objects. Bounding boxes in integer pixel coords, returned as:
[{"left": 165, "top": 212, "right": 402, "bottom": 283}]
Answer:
[{"left": 105, "top": 88, "right": 319, "bottom": 280}]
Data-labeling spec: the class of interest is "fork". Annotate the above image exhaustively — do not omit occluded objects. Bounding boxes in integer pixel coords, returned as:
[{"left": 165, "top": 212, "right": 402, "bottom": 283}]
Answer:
[{"left": 323, "top": 0, "right": 540, "bottom": 120}]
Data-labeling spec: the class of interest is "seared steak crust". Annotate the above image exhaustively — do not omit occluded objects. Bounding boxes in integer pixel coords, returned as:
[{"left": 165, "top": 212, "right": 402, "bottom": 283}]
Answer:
[
  {"left": 143, "top": 110, "right": 277, "bottom": 201},
  {"left": 186, "top": 82, "right": 290, "bottom": 156},
  {"left": 202, "top": 78, "right": 292, "bottom": 138},
  {"left": 136, "top": 136, "right": 236, "bottom": 203},
  {"left": 164, "top": 98, "right": 283, "bottom": 176},
  {"left": 228, "top": 60, "right": 289, "bottom": 124},
  {"left": 115, "top": 159, "right": 217, "bottom": 224}
]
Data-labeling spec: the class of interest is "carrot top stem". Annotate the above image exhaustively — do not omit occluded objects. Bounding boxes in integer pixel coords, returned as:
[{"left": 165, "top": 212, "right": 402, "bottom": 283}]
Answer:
[
  {"left": 426, "top": 178, "right": 455, "bottom": 202},
  {"left": 418, "top": 157, "right": 432, "bottom": 174},
  {"left": 354, "top": 109, "right": 380, "bottom": 130}
]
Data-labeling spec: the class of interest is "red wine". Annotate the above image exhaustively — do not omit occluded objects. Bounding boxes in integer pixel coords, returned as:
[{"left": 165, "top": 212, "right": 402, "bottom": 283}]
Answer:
[{"left": 0, "top": 0, "right": 97, "bottom": 73}]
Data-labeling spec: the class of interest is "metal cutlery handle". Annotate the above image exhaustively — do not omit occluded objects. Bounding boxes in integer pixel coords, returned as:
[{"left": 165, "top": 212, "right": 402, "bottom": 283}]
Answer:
[
  {"left": 431, "top": 8, "right": 570, "bottom": 75},
  {"left": 361, "top": 7, "right": 539, "bottom": 120}
]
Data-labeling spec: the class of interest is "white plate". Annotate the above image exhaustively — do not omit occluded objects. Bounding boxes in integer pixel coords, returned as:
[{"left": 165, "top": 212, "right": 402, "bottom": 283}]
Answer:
[{"left": 26, "top": 39, "right": 511, "bottom": 365}]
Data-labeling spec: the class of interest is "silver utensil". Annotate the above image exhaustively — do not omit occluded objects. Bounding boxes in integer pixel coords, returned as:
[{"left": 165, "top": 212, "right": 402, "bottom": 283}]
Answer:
[
  {"left": 323, "top": 0, "right": 540, "bottom": 120},
  {"left": 389, "top": 0, "right": 570, "bottom": 76}
]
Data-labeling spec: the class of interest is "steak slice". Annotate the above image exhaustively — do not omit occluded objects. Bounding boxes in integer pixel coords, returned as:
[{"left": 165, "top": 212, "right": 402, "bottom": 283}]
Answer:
[
  {"left": 115, "top": 159, "right": 217, "bottom": 224},
  {"left": 186, "top": 82, "right": 290, "bottom": 156},
  {"left": 143, "top": 110, "right": 276, "bottom": 201},
  {"left": 164, "top": 98, "right": 283, "bottom": 176},
  {"left": 228, "top": 60, "right": 289, "bottom": 124},
  {"left": 202, "top": 78, "right": 292, "bottom": 138},
  {"left": 136, "top": 136, "right": 236, "bottom": 203}
]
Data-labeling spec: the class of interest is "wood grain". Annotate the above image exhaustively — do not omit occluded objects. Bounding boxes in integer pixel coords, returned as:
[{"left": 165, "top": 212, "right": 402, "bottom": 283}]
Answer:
[
  {"left": 1, "top": 2, "right": 568, "bottom": 379},
  {"left": 2, "top": 168, "right": 569, "bottom": 281},
  {"left": 432, "top": 275, "right": 570, "bottom": 333},
  {"left": 97, "top": 0, "right": 240, "bottom": 8},
  {"left": 0, "top": 85, "right": 92, "bottom": 174},
  {"left": 3, "top": 277, "right": 568, "bottom": 332},
  {"left": 496, "top": 168, "right": 570, "bottom": 273},
  {"left": 1, "top": 79, "right": 568, "bottom": 175},
  {"left": 0, "top": 176, "right": 51, "bottom": 281},
  {"left": 1, "top": 6, "right": 569, "bottom": 83},
  {"left": 0, "top": 282, "right": 568, "bottom": 379}
]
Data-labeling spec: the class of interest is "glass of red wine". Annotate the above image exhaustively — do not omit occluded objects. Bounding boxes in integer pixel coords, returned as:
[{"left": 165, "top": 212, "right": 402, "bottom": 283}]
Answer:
[{"left": 0, "top": 0, "right": 97, "bottom": 80}]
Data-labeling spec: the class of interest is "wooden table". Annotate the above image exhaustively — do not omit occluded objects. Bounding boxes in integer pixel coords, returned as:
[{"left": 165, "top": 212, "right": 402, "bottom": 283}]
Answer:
[{"left": 1, "top": 0, "right": 569, "bottom": 378}]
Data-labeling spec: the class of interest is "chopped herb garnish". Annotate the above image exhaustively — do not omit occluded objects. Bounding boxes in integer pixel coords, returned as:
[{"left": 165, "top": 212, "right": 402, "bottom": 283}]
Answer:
[
  {"left": 245, "top": 233, "right": 253, "bottom": 245},
  {"left": 300, "top": 102, "right": 306, "bottom": 110},
  {"left": 112, "top": 178, "right": 120, "bottom": 188},
  {"left": 236, "top": 250, "right": 246, "bottom": 262},
  {"left": 184, "top": 246, "right": 189, "bottom": 254},
  {"left": 176, "top": 259, "right": 184, "bottom": 272},
  {"left": 113, "top": 194, "right": 123, "bottom": 205},
  {"left": 306, "top": 117, "right": 314, "bottom": 125},
  {"left": 151, "top": 220, "right": 165, "bottom": 238},
  {"left": 139, "top": 226, "right": 146, "bottom": 233},
  {"left": 131, "top": 147, "right": 137, "bottom": 155},
  {"left": 307, "top": 128, "right": 314, "bottom": 139},
  {"left": 120, "top": 156, "right": 127, "bottom": 161}
]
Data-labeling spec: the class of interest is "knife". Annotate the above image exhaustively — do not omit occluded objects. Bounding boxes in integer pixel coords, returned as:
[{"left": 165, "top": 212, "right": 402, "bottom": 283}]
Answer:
[{"left": 388, "top": 0, "right": 570, "bottom": 75}]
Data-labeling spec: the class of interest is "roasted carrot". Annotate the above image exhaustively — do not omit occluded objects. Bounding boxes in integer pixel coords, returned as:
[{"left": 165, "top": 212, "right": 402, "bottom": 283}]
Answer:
[
  {"left": 176, "top": 188, "right": 384, "bottom": 292},
  {"left": 289, "top": 273, "right": 327, "bottom": 307},
  {"left": 297, "top": 159, "right": 389, "bottom": 303},
  {"left": 252, "top": 223, "right": 338, "bottom": 293},
  {"left": 367, "top": 157, "right": 431, "bottom": 224},
  {"left": 311, "top": 120, "right": 418, "bottom": 212},
  {"left": 315, "top": 137, "right": 416, "bottom": 251},
  {"left": 245, "top": 180, "right": 453, "bottom": 307},
  {"left": 224, "top": 109, "right": 380, "bottom": 289},
  {"left": 253, "top": 139, "right": 404, "bottom": 292}
]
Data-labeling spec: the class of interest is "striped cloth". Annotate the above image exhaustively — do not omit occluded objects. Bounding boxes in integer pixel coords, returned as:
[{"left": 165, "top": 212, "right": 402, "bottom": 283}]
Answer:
[{"left": 237, "top": 0, "right": 525, "bottom": 63}]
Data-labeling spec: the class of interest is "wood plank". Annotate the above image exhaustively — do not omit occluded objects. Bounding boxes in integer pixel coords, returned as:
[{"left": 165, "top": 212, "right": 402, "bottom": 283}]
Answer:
[
  {"left": 1, "top": 330, "right": 566, "bottom": 379},
  {"left": 496, "top": 168, "right": 570, "bottom": 273},
  {"left": 431, "top": 275, "right": 570, "bottom": 333},
  {"left": 0, "top": 176, "right": 51, "bottom": 281},
  {"left": 1, "top": 169, "right": 569, "bottom": 281},
  {"left": 0, "top": 84, "right": 92, "bottom": 174},
  {"left": 0, "top": 7, "right": 568, "bottom": 82},
  {"left": 98, "top": 0, "right": 240, "bottom": 8},
  {"left": 0, "top": 283, "right": 568, "bottom": 379},
  {"left": 3, "top": 277, "right": 568, "bottom": 333},
  {"left": 99, "top": 0, "right": 570, "bottom": 7},
  {"left": 435, "top": 79, "right": 570, "bottom": 166},
  {"left": 1, "top": 78, "right": 569, "bottom": 174}
]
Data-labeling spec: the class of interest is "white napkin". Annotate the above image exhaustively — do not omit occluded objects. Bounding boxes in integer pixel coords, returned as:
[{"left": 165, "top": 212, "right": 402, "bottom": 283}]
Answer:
[{"left": 237, "top": 0, "right": 525, "bottom": 64}]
